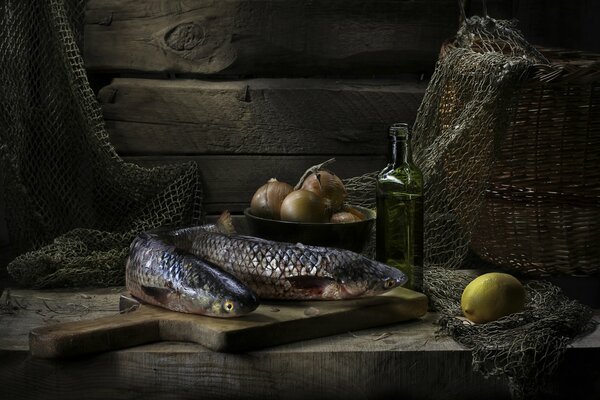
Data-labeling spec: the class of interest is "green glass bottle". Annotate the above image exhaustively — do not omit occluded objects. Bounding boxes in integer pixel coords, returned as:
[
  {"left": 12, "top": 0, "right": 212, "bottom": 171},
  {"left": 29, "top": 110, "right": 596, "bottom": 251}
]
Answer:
[{"left": 376, "top": 123, "right": 424, "bottom": 292}]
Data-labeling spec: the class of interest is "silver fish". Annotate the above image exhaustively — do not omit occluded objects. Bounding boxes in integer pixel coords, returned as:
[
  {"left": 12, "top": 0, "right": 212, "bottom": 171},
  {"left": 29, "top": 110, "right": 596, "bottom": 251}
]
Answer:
[
  {"left": 126, "top": 232, "right": 259, "bottom": 317},
  {"left": 167, "top": 212, "right": 407, "bottom": 300}
]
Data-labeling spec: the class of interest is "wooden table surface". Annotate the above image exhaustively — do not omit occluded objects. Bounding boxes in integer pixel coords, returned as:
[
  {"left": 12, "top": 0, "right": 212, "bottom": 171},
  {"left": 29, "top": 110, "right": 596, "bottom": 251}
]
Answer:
[{"left": 1, "top": 287, "right": 599, "bottom": 400}]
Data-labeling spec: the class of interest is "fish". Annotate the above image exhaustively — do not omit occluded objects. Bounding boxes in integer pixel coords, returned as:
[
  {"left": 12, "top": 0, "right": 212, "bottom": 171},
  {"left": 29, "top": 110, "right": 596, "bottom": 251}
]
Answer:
[
  {"left": 125, "top": 232, "right": 259, "bottom": 317},
  {"left": 166, "top": 212, "right": 407, "bottom": 300}
]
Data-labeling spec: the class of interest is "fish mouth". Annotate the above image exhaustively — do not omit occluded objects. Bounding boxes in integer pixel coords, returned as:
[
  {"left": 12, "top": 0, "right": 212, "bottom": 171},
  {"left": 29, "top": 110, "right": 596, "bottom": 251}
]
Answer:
[
  {"left": 235, "top": 297, "right": 260, "bottom": 316},
  {"left": 390, "top": 276, "right": 407, "bottom": 288},
  {"left": 178, "top": 288, "right": 259, "bottom": 318},
  {"left": 187, "top": 302, "right": 258, "bottom": 318},
  {"left": 381, "top": 276, "right": 406, "bottom": 293},
  {"left": 216, "top": 295, "right": 260, "bottom": 318}
]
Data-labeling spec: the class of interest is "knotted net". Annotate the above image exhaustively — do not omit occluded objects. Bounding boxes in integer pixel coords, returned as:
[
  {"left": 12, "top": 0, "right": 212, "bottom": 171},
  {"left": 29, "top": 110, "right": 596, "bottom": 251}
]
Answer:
[
  {"left": 0, "top": 0, "right": 203, "bottom": 287},
  {"left": 344, "top": 13, "right": 596, "bottom": 400},
  {"left": 0, "top": 1, "right": 595, "bottom": 397}
]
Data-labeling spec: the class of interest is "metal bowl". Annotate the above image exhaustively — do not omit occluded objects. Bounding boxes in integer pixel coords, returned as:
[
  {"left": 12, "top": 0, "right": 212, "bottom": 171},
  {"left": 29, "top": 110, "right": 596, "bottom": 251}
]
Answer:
[{"left": 243, "top": 205, "right": 375, "bottom": 253}]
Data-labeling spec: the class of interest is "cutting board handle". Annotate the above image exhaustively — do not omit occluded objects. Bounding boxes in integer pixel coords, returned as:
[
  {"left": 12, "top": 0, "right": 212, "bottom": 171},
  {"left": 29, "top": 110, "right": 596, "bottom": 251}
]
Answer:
[
  {"left": 29, "top": 309, "right": 160, "bottom": 358},
  {"left": 29, "top": 288, "right": 428, "bottom": 358}
]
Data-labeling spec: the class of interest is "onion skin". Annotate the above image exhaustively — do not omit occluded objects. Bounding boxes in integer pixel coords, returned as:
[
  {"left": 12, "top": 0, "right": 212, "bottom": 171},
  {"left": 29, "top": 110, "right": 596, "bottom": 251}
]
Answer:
[
  {"left": 300, "top": 171, "right": 347, "bottom": 213},
  {"left": 342, "top": 205, "right": 365, "bottom": 221},
  {"left": 280, "top": 190, "right": 328, "bottom": 223},
  {"left": 250, "top": 179, "right": 293, "bottom": 219},
  {"left": 330, "top": 211, "right": 361, "bottom": 223}
]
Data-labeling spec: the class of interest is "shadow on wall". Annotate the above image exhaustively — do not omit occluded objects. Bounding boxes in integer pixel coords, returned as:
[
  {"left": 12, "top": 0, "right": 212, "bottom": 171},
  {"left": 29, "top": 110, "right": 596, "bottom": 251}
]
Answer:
[
  {"left": 0, "top": 206, "right": 6, "bottom": 245},
  {"left": 0, "top": 165, "right": 4, "bottom": 240},
  {"left": 0, "top": 182, "right": 12, "bottom": 278},
  {"left": 469, "top": 0, "right": 600, "bottom": 52},
  {"left": 514, "top": 0, "right": 600, "bottom": 52}
]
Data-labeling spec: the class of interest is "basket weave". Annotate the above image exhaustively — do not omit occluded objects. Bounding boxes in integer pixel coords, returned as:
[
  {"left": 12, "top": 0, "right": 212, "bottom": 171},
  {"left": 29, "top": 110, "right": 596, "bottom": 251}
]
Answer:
[{"left": 470, "top": 48, "right": 600, "bottom": 276}]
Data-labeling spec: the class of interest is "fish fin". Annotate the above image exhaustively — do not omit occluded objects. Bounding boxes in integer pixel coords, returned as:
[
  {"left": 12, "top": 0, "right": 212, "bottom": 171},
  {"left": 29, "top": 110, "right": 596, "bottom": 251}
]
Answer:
[
  {"left": 237, "top": 234, "right": 272, "bottom": 243},
  {"left": 141, "top": 285, "right": 174, "bottom": 303},
  {"left": 216, "top": 210, "right": 237, "bottom": 235},
  {"left": 287, "top": 276, "right": 336, "bottom": 292}
]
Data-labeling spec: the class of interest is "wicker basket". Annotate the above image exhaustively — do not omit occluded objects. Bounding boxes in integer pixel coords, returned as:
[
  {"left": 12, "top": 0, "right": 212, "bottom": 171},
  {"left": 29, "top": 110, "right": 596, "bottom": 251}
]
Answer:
[{"left": 470, "top": 48, "right": 600, "bottom": 276}]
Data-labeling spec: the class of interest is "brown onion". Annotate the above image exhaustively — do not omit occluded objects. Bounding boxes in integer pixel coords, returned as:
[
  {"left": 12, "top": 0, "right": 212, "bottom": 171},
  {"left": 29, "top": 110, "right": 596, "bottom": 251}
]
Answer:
[
  {"left": 342, "top": 205, "right": 365, "bottom": 221},
  {"left": 330, "top": 211, "right": 361, "bottom": 223},
  {"left": 250, "top": 178, "right": 293, "bottom": 219},
  {"left": 280, "top": 190, "right": 328, "bottom": 223},
  {"left": 300, "top": 171, "right": 347, "bottom": 213}
]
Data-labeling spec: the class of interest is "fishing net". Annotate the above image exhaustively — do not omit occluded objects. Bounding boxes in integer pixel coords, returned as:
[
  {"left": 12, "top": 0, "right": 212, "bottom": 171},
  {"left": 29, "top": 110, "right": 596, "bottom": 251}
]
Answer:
[
  {"left": 344, "top": 11, "right": 596, "bottom": 400},
  {"left": 0, "top": 0, "right": 203, "bottom": 288},
  {"left": 426, "top": 268, "right": 594, "bottom": 399},
  {"left": 0, "top": 0, "right": 595, "bottom": 397}
]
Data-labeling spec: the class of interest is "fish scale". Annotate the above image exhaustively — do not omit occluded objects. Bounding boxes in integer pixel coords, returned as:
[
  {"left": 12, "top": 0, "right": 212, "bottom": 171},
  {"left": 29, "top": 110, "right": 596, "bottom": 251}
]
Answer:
[
  {"left": 125, "top": 232, "right": 259, "bottom": 317},
  {"left": 167, "top": 220, "right": 407, "bottom": 300}
]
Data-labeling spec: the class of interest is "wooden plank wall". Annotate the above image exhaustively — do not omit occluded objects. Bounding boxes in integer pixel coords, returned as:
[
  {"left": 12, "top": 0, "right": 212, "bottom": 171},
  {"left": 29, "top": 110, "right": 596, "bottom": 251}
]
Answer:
[
  {"left": 1, "top": 0, "right": 598, "bottom": 272},
  {"left": 86, "top": 0, "right": 457, "bottom": 214},
  {"left": 99, "top": 77, "right": 426, "bottom": 211},
  {"left": 84, "top": 0, "right": 460, "bottom": 75}
]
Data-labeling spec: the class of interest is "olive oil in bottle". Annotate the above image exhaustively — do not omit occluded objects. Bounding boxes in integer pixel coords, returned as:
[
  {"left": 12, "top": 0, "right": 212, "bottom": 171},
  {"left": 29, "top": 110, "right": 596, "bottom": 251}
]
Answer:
[{"left": 376, "top": 123, "right": 424, "bottom": 292}]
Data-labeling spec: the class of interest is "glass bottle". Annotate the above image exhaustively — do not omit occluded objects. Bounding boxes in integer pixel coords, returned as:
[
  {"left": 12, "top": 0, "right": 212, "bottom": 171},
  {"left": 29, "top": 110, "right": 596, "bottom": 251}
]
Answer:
[{"left": 376, "top": 123, "right": 424, "bottom": 292}]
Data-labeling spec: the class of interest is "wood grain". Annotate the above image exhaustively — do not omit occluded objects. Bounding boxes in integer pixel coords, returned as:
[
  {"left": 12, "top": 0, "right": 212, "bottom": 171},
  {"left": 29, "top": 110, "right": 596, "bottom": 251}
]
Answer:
[
  {"left": 125, "top": 155, "right": 385, "bottom": 213},
  {"left": 1, "top": 343, "right": 512, "bottom": 400},
  {"left": 2, "top": 288, "right": 599, "bottom": 400},
  {"left": 99, "top": 78, "right": 426, "bottom": 156},
  {"left": 29, "top": 288, "right": 428, "bottom": 358},
  {"left": 84, "top": 0, "right": 459, "bottom": 75},
  {"left": 0, "top": 287, "right": 123, "bottom": 351}
]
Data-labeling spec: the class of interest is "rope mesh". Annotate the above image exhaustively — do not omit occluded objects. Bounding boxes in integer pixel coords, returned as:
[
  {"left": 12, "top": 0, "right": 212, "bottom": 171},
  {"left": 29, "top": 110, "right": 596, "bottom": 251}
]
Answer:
[{"left": 0, "top": 0, "right": 203, "bottom": 287}]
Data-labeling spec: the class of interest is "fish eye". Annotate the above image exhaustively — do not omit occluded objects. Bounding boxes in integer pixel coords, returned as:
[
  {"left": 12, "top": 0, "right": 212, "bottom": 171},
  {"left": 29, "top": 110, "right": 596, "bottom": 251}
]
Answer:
[
  {"left": 224, "top": 300, "right": 235, "bottom": 312},
  {"left": 384, "top": 279, "right": 396, "bottom": 289}
]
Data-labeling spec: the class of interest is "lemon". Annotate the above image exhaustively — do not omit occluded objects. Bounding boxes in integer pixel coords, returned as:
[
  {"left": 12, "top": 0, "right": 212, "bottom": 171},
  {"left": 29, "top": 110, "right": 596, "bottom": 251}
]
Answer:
[{"left": 461, "top": 272, "right": 525, "bottom": 324}]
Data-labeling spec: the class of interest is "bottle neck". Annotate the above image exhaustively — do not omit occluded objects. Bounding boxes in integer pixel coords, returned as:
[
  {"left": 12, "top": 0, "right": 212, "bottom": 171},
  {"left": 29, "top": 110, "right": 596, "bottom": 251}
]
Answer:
[{"left": 389, "top": 136, "right": 412, "bottom": 167}]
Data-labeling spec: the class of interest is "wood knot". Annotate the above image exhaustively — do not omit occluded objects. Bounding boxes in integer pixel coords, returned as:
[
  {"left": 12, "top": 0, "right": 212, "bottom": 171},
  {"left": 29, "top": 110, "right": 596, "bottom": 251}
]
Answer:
[
  {"left": 98, "top": 12, "right": 113, "bottom": 26},
  {"left": 165, "top": 23, "right": 205, "bottom": 51},
  {"left": 97, "top": 88, "right": 118, "bottom": 104}
]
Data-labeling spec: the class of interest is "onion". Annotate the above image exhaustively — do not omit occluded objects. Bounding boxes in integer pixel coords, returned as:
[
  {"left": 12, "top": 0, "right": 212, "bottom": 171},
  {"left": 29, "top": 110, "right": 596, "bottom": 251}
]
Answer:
[
  {"left": 300, "top": 171, "right": 347, "bottom": 213},
  {"left": 342, "top": 205, "right": 365, "bottom": 221},
  {"left": 250, "top": 178, "right": 293, "bottom": 219},
  {"left": 294, "top": 159, "right": 347, "bottom": 214},
  {"left": 330, "top": 211, "right": 361, "bottom": 223},
  {"left": 280, "top": 190, "right": 328, "bottom": 223}
]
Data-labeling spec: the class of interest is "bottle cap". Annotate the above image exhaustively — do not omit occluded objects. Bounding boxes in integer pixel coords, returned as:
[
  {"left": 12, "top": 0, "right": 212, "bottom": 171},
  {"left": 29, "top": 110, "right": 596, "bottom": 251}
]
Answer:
[{"left": 389, "top": 123, "right": 410, "bottom": 138}]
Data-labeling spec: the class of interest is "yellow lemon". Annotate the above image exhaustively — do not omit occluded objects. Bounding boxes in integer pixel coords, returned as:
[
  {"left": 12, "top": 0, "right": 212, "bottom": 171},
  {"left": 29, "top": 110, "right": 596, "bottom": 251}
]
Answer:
[{"left": 461, "top": 272, "right": 525, "bottom": 324}]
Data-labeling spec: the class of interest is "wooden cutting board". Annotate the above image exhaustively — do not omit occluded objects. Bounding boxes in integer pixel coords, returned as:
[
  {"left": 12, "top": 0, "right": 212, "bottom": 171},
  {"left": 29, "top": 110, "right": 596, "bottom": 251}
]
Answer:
[{"left": 29, "top": 287, "right": 427, "bottom": 358}]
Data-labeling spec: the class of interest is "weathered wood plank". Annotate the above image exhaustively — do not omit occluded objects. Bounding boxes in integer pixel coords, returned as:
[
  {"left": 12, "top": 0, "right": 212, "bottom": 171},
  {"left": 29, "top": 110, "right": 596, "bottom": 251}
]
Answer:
[
  {"left": 0, "top": 169, "right": 9, "bottom": 248},
  {"left": 0, "top": 180, "right": 10, "bottom": 278},
  {"left": 125, "top": 155, "right": 384, "bottom": 213},
  {"left": 0, "top": 347, "right": 513, "bottom": 400},
  {"left": 84, "top": 0, "right": 460, "bottom": 75},
  {"left": 4, "top": 345, "right": 599, "bottom": 400},
  {"left": 29, "top": 288, "right": 427, "bottom": 357},
  {"left": 1, "top": 288, "right": 599, "bottom": 400},
  {"left": 99, "top": 78, "right": 426, "bottom": 156},
  {"left": 0, "top": 288, "right": 123, "bottom": 351}
]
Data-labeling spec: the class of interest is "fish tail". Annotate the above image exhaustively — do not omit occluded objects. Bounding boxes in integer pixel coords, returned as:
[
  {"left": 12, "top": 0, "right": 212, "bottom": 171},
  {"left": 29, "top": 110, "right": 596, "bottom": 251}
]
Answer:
[{"left": 216, "top": 210, "right": 236, "bottom": 235}]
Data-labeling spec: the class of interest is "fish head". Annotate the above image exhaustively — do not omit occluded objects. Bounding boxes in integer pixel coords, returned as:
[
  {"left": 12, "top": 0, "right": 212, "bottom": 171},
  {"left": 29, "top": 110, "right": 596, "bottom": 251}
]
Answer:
[
  {"left": 153, "top": 257, "right": 260, "bottom": 318},
  {"left": 211, "top": 276, "right": 260, "bottom": 318},
  {"left": 179, "top": 273, "right": 259, "bottom": 318},
  {"left": 286, "top": 255, "right": 407, "bottom": 299},
  {"left": 333, "top": 256, "right": 408, "bottom": 298}
]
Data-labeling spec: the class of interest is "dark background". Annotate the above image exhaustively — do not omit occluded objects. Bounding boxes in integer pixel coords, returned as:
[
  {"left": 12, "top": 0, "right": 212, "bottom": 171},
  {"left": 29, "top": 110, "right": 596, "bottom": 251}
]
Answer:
[{"left": 1, "top": 0, "right": 599, "bottom": 285}]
